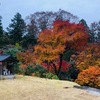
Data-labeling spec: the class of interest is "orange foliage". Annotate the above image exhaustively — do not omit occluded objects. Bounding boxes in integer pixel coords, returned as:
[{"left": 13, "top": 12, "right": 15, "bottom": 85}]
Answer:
[
  {"left": 17, "top": 50, "right": 37, "bottom": 68},
  {"left": 34, "top": 20, "right": 89, "bottom": 76},
  {"left": 34, "top": 20, "right": 89, "bottom": 63},
  {"left": 76, "top": 43, "right": 100, "bottom": 71},
  {"left": 53, "top": 20, "right": 89, "bottom": 51},
  {"left": 76, "top": 66, "right": 100, "bottom": 88}
]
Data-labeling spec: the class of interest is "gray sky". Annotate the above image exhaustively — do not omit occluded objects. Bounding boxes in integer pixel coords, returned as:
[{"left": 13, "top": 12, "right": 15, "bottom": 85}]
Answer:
[{"left": 0, "top": 0, "right": 100, "bottom": 30}]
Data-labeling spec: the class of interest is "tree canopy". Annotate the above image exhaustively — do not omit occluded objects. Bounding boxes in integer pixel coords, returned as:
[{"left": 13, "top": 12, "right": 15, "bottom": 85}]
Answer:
[
  {"left": 34, "top": 20, "right": 89, "bottom": 77},
  {"left": 7, "top": 13, "right": 26, "bottom": 44}
]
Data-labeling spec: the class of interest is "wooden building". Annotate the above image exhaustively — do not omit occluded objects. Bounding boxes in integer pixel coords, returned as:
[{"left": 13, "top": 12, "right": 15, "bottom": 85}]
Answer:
[{"left": 0, "top": 54, "right": 15, "bottom": 79}]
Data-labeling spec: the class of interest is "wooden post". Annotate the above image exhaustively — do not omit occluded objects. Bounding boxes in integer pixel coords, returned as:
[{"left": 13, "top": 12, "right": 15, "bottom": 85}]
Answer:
[{"left": 0, "top": 65, "right": 2, "bottom": 80}]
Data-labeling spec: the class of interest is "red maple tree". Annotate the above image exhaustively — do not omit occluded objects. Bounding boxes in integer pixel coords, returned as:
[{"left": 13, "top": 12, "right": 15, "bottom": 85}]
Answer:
[{"left": 34, "top": 20, "right": 89, "bottom": 77}]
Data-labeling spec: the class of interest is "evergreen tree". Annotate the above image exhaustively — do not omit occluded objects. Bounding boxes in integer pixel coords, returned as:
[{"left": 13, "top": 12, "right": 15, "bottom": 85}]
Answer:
[
  {"left": 0, "top": 16, "right": 4, "bottom": 47},
  {"left": 0, "top": 16, "right": 3, "bottom": 36},
  {"left": 22, "top": 19, "right": 37, "bottom": 48},
  {"left": 7, "top": 13, "right": 26, "bottom": 44},
  {"left": 79, "top": 19, "right": 92, "bottom": 42},
  {"left": 79, "top": 19, "right": 88, "bottom": 28},
  {"left": 90, "top": 21, "right": 100, "bottom": 43}
]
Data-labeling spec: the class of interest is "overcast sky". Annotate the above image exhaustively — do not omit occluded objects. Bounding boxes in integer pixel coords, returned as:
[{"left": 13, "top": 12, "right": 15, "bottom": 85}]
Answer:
[{"left": 0, "top": 0, "right": 100, "bottom": 30}]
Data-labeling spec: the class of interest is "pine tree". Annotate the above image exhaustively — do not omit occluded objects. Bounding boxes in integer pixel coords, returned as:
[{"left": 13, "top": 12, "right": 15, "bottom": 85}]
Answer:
[
  {"left": 0, "top": 16, "right": 4, "bottom": 47},
  {"left": 7, "top": 13, "right": 26, "bottom": 44}
]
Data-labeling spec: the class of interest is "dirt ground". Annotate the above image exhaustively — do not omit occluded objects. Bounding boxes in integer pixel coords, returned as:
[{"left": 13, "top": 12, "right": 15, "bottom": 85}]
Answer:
[{"left": 0, "top": 75, "right": 100, "bottom": 100}]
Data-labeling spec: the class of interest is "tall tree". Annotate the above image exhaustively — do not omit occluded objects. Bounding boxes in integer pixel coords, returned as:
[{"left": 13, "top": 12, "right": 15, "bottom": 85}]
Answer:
[
  {"left": 79, "top": 19, "right": 90, "bottom": 32},
  {"left": 7, "top": 13, "right": 26, "bottom": 44},
  {"left": 0, "top": 16, "right": 4, "bottom": 47},
  {"left": 34, "top": 20, "right": 89, "bottom": 78},
  {"left": 90, "top": 21, "right": 100, "bottom": 43},
  {"left": 79, "top": 19, "right": 92, "bottom": 42},
  {"left": 23, "top": 10, "right": 79, "bottom": 48},
  {"left": 26, "top": 9, "right": 79, "bottom": 36},
  {"left": 0, "top": 16, "right": 3, "bottom": 36},
  {"left": 22, "top": 19, "right": 37, "bottom": 48}
]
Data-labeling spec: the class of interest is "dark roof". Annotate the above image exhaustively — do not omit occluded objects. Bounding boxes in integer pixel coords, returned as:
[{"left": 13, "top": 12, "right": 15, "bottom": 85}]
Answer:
[{"left": 0, "top": 54, "right": 11, "bottom": 62}]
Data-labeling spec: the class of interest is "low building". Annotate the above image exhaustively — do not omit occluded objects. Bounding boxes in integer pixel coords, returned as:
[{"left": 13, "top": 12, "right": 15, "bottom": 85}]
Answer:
[{"left": 0, "top": 54, "right": 15, "bottom": 79}]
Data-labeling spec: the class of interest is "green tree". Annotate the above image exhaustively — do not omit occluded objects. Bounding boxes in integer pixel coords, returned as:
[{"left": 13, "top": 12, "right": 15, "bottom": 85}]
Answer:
[
  {"left": 90, "top": 21, "right": 100, "bottom": 43},
  {"left": 7, "top": 13, "right": 26, "bottom": 44},
  {"left": 0, "top": 16, "right": 3, "bottom": 36},
  {"left": 79, "top": 19, "right": 89, "bottom": 29},
  {"left": 22, "top": 19, "right": 37, "bottom": 48},
  {"left": 0, "top": 16, "right": 10, "bottom": 47},
  {"left": 0, "top": 16, "right": 4, "bottom": 47},
  {"left": 79, "top": 19, "right": 92, "bottom": 42}
]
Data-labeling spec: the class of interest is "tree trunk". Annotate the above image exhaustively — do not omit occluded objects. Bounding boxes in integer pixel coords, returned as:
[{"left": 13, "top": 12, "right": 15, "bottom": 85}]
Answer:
[
  {"left": 57, "top": 54, "right": 63, "bottom": 77},
  {"left": 51, "top": 62, "right": 58, "bottom": 76},
  {"left": 47, "top": 62, "right": 50, "bottom": 72}
]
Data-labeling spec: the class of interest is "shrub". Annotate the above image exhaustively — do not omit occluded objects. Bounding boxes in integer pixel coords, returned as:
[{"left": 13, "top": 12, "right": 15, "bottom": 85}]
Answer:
[
  {"left": 31, "top": 65, "right": 59, "bottom": 79},
  {"left": 14, "top": 62, "right": 23, "bottom": 74},
  {"left": 25, "top": 65, "right": 35, "bottom": 75},
  {"left": 31, "top": 65, "right": 47, "bottom": 77},
  {"left": 19, "top": 64, "right": 47, "bottom": 76},
  {"left": 67, "top": 64, "right": 79, "bottom": 80},
  {"left": 75, "top": 66, "right": 100, "bottom": 89},
  {"left": 44, "top": 73, "right": 59, "bottom": 80}
]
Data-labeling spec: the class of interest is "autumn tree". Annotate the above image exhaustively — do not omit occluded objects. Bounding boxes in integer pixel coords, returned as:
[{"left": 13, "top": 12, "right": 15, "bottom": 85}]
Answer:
[
  {"left": 26, "top": 9, "right": 79, "bottom": 36},
  {"left": 76, "top": 43, "right": 100, "bottom": 71},
  {"left": 22, "top": 10, "right": 79, "bottom": 48},
  {"left": 17, "top": 50, "right": 36, "bottom": 66},
  {"left": 17, "top": 50, "right": 37, "bottom": 74},
  {"left": 34, "top": 20, "right": 89, "bottom": 78}
]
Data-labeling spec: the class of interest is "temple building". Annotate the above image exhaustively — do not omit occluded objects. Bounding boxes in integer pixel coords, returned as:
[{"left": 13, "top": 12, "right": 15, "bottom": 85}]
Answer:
[{"left": 0, "top": 54, "right": 15, "bottom": 79}]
